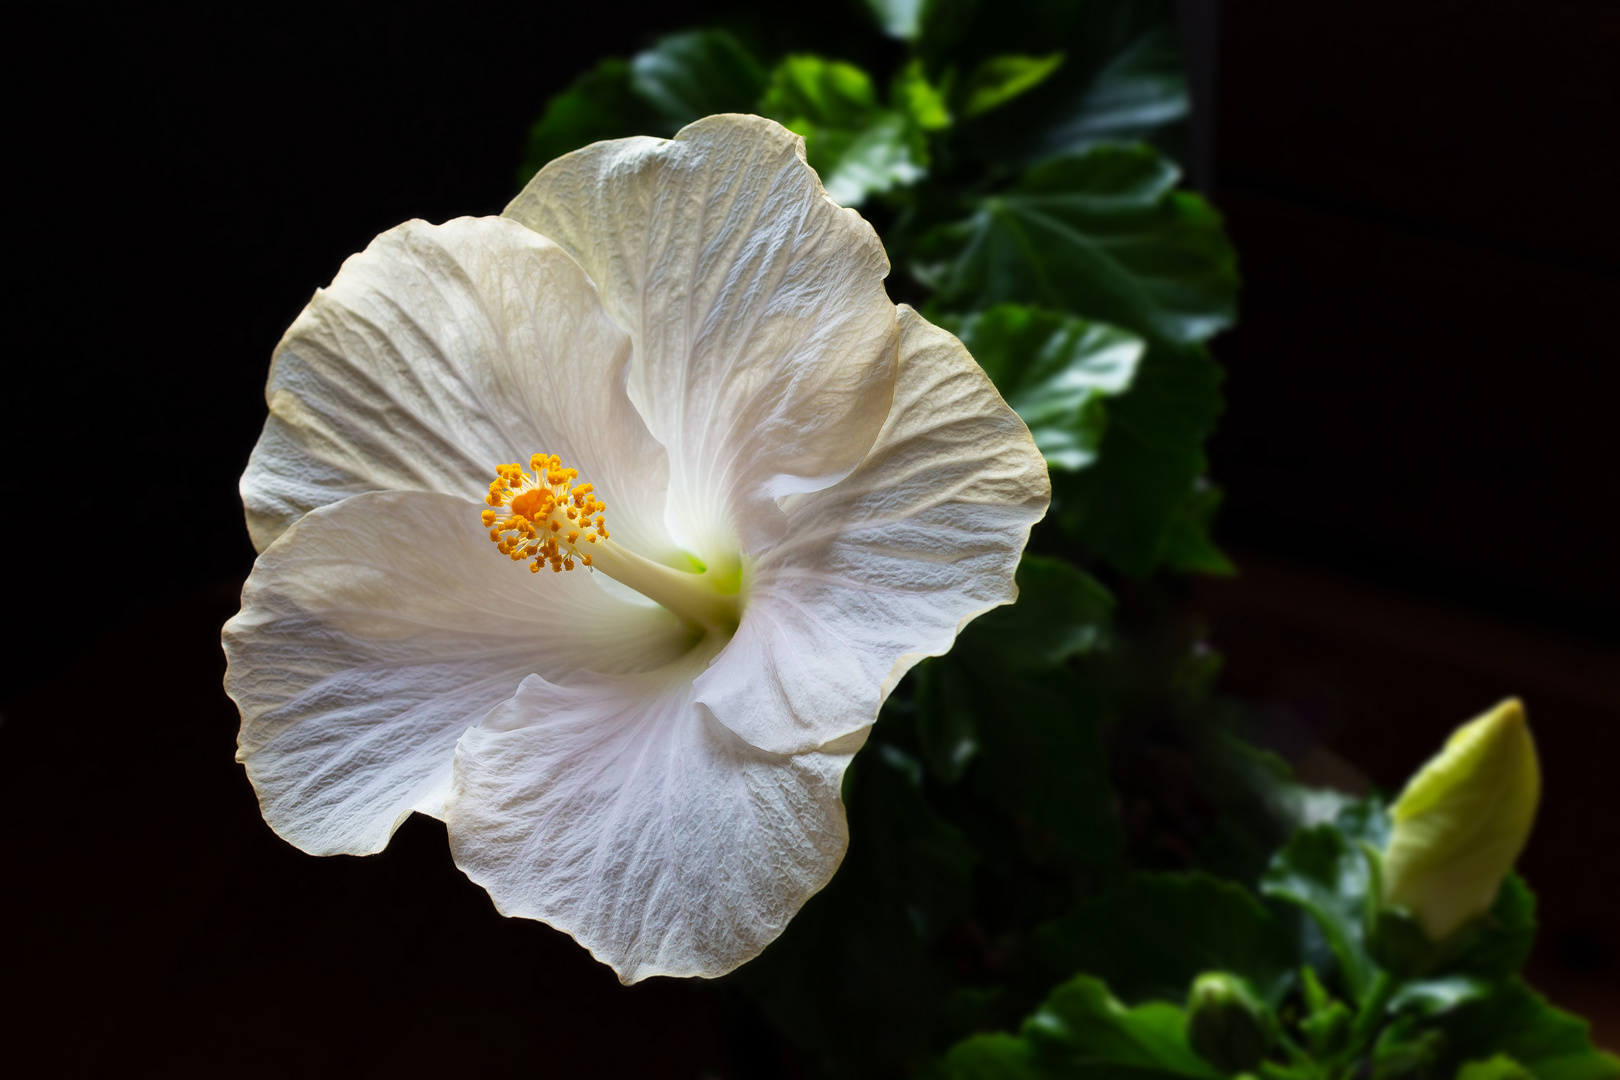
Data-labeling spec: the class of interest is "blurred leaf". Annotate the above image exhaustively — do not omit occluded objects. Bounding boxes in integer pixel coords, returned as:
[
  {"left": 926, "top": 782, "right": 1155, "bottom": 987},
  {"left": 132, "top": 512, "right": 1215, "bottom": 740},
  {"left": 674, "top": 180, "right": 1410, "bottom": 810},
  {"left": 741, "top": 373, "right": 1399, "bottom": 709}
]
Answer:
[
  {"left": 730, "top": 741, "right": 976, "bottom": 1078},
  {"left": 914, "top": 144, "right": 1237, "bottom": 348},
  {"left": 960, "top": 554, "right": 1115, "bottom": 670},
  {"left": 964, "top": 664, "right": 1121, "bottom": 871},
  {"left": 931, "top": 974, "right": 1224, "bottom": 1080},
  {"left": 1389, "top": 976, "right": 1492, "bottom": 1018},
  {"left": 1053, "top": 341, "right": 1223, "bottom": 576},
  {"left": 516, "top": 30, "right": 766, "bottom": 186},
  {"left": 1034, "top": 872, "right": 1297, "bottom": 1005},
  {"left": 963, "top": 53, "right": 1066, "bottom": 118},
  {"left": 764, "top": 53, "right": 882, "bottom": 125},
  {"left": 1433, "top": 980, "right": 1620, "bottom": 1080},
  {"left": 915, "top": 144, "right": 1234, "bottom": 575},
  {"left": 1448, "top": 874, "right": 1536, "bottom": 982},
  {"left": 516, "top": 59, "right": 660, "bottom": 184},
  {"left": 927, "top": 0, "right": 1189, "bottom": 169},
  {"left": 916, "top": 657, "right": 980, "bottom": 783},
  {"left": 1159, "top": 479, "right": 1234, "bottom": 575},
  {"left": 1457, "top": 1055, "right": 1537, "bottom": 1080},
  {"left": 894, "top": 58, "right": 954, "bottom": 131},
  {"left": 864, "top": 0, "right": 929, "bottom": 41},
  {"left": 762, "top": 54, "right": 926, "bottom": 206},
  {"left": 942, "top": 305, "right": 1143, "bottom": 472},
  {"left": 629, "top": 29, "right": 767, "bottom": 129},
  {"left": 1260, "top": 813, "right": 1378, "bottom": 1002},
  {"left": 1035, "top": 25, "right": 1188, "bottom": 160}
]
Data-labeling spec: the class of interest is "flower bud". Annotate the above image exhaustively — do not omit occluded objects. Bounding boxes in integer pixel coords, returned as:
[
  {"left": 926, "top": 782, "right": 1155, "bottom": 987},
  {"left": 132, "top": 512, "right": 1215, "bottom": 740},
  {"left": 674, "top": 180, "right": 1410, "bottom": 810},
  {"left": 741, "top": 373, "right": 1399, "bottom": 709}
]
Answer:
[
  {"left": 1187, "top": 972, "right": 1274, "bottom": 1074},
  {"left": 1381, "top": 699, "right": 1540, "bottom": 941}
]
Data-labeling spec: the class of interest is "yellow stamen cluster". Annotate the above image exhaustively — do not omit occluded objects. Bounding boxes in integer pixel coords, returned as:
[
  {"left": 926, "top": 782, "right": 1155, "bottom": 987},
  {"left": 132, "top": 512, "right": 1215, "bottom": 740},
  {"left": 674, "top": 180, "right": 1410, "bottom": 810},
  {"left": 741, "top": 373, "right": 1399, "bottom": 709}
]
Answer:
[{"left": 481, "top": 454, "right": 610, "bottom": 573}]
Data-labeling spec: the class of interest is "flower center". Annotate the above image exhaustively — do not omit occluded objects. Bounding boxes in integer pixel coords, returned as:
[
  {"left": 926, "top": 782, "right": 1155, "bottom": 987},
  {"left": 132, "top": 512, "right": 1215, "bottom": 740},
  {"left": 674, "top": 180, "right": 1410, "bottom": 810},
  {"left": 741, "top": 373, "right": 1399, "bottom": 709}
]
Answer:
[
  {"left": 482, "top": 454, "right": 608, "bottom": 573},
  {"left": 481, "top": 455, "right": 742, "bottom": 639}
]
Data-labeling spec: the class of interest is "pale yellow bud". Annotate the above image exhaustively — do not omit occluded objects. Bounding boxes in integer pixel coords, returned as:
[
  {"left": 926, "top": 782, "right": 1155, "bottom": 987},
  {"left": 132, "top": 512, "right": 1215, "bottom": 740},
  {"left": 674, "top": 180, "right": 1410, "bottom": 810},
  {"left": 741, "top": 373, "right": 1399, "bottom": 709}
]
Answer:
[{"left": 1381, "top": 699, "right": 1541, "bottom": 941}]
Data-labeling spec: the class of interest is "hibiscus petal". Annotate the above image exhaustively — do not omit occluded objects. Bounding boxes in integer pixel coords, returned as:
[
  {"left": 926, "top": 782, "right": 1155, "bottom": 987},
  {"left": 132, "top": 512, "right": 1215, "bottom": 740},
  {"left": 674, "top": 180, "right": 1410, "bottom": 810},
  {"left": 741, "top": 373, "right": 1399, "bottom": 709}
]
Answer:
[
  {"left": 241, "top": 216, "right": 676, "bottom": 563},
  {"left": 504, "top": 114, "right": 899, "bottom": 561},
  {"left": 447, "top": 664, "right": 851, "bottom": 983},
  {"left": 225, "top": 490, "right": 689, "bottom": 856},
  {"left": 696, "top": 305, "right": 1051, "bottom": 755}
]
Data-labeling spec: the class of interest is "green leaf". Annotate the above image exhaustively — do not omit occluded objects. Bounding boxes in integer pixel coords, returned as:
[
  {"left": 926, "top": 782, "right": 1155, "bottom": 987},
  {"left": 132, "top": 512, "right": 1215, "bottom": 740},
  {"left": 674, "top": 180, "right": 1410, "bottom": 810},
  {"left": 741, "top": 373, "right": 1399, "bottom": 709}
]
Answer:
[
  {"left": 1159, "top": 479, "right": 1234, "bottom": 575},
  {"left": 628, "top": 29, "right": 767, "bottom": 130},
  {"left": 1434, "top": 980, "right": 1620, "bottom": 1080},
  {"left": 926, "top": 2, "right": 1189, "bottom": 170},
  {"left": 1458, "top": 1055, "right": 1537, "bottom": 1080},
  {"left": 1448, "top": 874, "right": 1536, "bottom": 982},
  {"left": 730, "top": 740, "right": 976, "bottom": 1076},
  {"left": 515, "top": 30, "right": 767, "bottom": 186},
  {"left": 933, "top": 975, "right": 1224, "bottom": 1080},
  {"left": 913, "top": 144, "right": 1236, "bottom": 574},
  {"left": 894, "top": 59, "right": 953, "bottom": 131},
  {"left": 1389, "top": 975, "right": 1491, "bottom": 1022},
  {"left": 914, "top": 144, "right": 1237, "bottom": 348},
  {"left": 1034, "top": 872, "right": 1298, "bottom": 1005},
  {"left": 1029, "top": 978, "right": 1223, "bottom": 1077},
  {"left": 516, "top": 59, "right": 661, "bottom": 184},
  {"left": 864, "top": 0, "right": 928, "bottom": 41},
  {"left": 963, "top": 53, "right": 1067, "bottom": 118},
  {"left": 761, "top": 54, "right": 927, "bottom": 207},
  {"left": 959, "top": 554, "right": 1115, "bottom": 671},
  {"left": 941, "top": 305, "right": 1142, "bottom": 472},
  {"left": 1035, "top": 26, "right": 1188, "bottom": 159},
  {"left": 1052, "top": 341, "right": 1223, "bottom": 576},
  {"left": 1261, "top": 815, "right": 1378, "bottom": 1002},
  {"left": 964, "top": 664, "right": 1121, "bottom": 871}
]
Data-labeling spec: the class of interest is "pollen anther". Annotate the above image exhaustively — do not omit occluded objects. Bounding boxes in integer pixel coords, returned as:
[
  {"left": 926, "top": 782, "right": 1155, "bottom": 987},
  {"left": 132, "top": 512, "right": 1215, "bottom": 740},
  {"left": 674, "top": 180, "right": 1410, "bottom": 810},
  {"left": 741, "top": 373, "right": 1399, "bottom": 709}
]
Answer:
[{"left": 480, "top": 454, "right": 610, "bottom": 574}]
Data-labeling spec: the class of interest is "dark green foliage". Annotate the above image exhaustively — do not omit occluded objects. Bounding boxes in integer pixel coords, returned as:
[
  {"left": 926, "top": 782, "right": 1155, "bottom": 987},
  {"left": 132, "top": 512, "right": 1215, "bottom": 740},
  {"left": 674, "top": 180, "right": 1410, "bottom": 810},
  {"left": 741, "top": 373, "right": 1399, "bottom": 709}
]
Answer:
[
  {"left": 515, "top": 2, "right": 1603, "bottom": 1076},
  {"left": 1033, "top": 873, "right": 1296, "bottom": 1005},
  {"left": 516, "top": 30, "right": 765, "bottom": 185},
  {"left": 729, "top": 741, "right": 978, "bottom": 1077},
  {"left": 927, "top": 975, "right": 1222, "bottom": 1080},
  {"left": 913, "top": 146, "right": 1237, "bottom": 348}
]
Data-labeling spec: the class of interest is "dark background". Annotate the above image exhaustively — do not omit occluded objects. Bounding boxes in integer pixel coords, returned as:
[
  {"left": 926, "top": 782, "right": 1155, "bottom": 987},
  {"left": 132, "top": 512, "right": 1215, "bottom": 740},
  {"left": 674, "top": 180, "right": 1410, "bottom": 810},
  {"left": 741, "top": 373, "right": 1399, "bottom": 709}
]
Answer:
[{"left": 3, "top": 0, "right": 1616, "bottom": 1072}]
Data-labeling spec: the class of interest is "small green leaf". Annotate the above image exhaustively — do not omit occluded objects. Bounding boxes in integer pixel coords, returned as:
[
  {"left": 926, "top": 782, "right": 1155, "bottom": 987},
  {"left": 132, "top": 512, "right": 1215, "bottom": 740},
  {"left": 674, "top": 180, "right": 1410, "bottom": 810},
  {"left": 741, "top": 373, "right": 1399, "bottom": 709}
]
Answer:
[
  {"left": 963, "top": 53, "right": 1066, "bottom": 118},
  {"left": 914, "top": 144, "right": 1238, "bottom": 348},
  {"left": 762, "top": 54, "right": 927, "bottom": 206},
  {"left": 894, "top": 58, "right": 953, "bottom": 131},
  {"left": 1261, "top": 814, "right": 1378, "bottom": 1001},
  {"left": 1034, "top": 872, "right": 1297, "bottom": 1006},
  {"left": 628, "top": 29, "right": 767, "bottom": 130},
  {"left": 941, "top": 305, "right": 1143, "bottom": 472}
]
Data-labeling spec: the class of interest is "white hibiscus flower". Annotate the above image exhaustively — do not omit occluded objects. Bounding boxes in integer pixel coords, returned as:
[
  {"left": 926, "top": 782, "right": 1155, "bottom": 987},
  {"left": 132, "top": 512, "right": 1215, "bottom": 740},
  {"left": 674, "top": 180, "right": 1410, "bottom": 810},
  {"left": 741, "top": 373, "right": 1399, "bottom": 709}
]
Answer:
[{"left": 224, "top": 114, "right": 1050, "bottom": 982}]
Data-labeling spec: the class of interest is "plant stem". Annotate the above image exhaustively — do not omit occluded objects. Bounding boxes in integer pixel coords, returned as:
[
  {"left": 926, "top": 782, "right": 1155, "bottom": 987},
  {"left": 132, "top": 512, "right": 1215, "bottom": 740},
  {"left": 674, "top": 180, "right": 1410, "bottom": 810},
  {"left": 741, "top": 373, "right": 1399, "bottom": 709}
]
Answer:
[{"left": 1348, "top": 970, "right": 1398, "bottom": 1059}]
